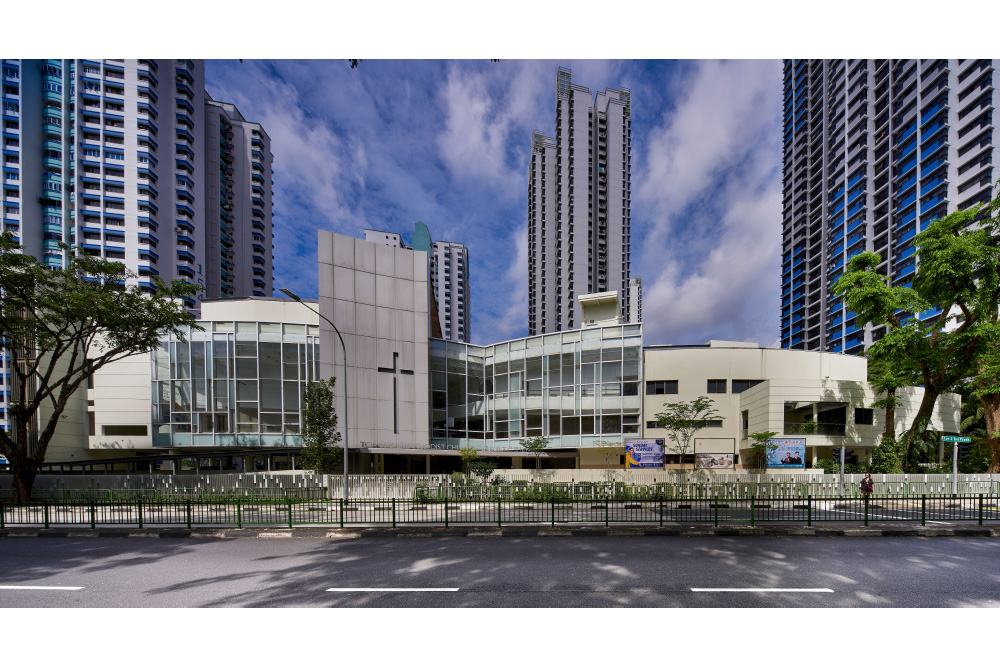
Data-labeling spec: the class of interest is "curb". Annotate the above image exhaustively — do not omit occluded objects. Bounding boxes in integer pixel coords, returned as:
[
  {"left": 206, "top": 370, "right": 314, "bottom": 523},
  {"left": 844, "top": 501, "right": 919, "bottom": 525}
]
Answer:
[{"left": 2, "top": 525, "right": 1000, "bottom": 539}]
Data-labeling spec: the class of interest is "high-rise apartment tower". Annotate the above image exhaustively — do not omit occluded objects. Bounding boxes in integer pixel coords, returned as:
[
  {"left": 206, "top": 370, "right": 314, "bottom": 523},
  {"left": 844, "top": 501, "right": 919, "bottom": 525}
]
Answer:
[
  {"left": 1, "top": 59, "right": 273, "bottom": 434},
  {"left": 528, "top": 67, "right": 632, "bottom": 334},
  {"left": 0, "top": 59, "right": 273, "bottom": 309},
  {"left": 781, "top": 59, "right": 997, "bottom": 354}
]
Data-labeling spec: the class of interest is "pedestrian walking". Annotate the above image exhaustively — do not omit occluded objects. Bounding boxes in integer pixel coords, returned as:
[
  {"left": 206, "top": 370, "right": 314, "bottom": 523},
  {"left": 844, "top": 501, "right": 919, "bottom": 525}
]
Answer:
[{"left": 860, "top": 472, "right": 874, "bottom": 503}]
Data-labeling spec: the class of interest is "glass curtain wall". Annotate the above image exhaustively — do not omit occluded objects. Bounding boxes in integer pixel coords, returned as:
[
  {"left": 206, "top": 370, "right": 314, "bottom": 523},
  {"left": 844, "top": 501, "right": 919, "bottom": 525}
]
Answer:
[
  {"left": 151, "top": 321, "right": 320, "bottom": 447},
  {"left": 430, "top": 324, "right": 642, "bottom": 450}
]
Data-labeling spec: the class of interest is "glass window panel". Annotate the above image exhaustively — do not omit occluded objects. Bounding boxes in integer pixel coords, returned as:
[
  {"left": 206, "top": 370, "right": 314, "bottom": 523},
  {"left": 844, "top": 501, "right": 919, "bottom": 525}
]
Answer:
[
  {"left": 172, "top": 381, "right": 191, "bottom": 410},
  {"left": 581, "top": 348, "right": 601, "bottom": 364},
  {"left": 281, "top": 323, "right": 304, "bottom": 335},
  {"left": 432, "top": 391, "right": 446, "bottom": 410},
  {"left": 602, "top": 347, "right": 622, "bottom": 361},
  {"left": 508, "top": 421, "right": 521, "bottom": 437},
  {"left": 526, "top": 379, "right": 542, "bottom": 397},
  {"left": 601, "top": 415, "right": 621, "bottom": 434},
  {"left": 198, "top": 413, "right": 214, "bottom": 433},
  {"left": 447, "top": 374, "right": 465, "bottom": 405},
  {"left": 495, "top": 408, "right": 509, "bottom": 422},
  {"left": 509, "top": 357, "right": 524, "bottom": 373},
  {"left": 260, "top": 379, "right": 282, "bottom": 411},
  {"left": 495, "top": 421, "right": 508, "bottom": 438},
  {"left": 602, "top": 362, "right": 622, "bottom": 382},
  {"left": 213, "top": 380, "right": 228, "bottom": 410},
  {"left": 283, "top": 382, "right": 300, "bottom": 411},
  {"left": 260, "top": 322, "right": 281, "bottom": 334},
  {"left": 580, "top": 416, "right": 595, "bottom": 435},
  {"left": 547, "top": 414, "right": 560, "bottom": 435},
  {"left": 468, "top": 375, "right": 484, "bottom": 395},
  {"left": 623, "top": 382, "right": 639, "bottom": 396},
  {"left": 447, "top": 354, "right": 466, "bottom": 374},
  {"left": 259, "top": 342, "right": 281, "bottom": 379},
  {"left": 236, "top": 402, "right": 258, "bottom": 424},
  {"left": 526, "top": 410, "right": 542, "bottom": 429},
  {"left": 526, "top": 358, "right": 542, "bottom": 379},
  {"left": 236, "top": 322, "right": 257, "bottom": 334},
  {"left": 562, "top": 417, "right": 580, "bottom": 435},
  {"left": 175, "top": 342, "right": 190, "bottom": 378},
  {"left": 214, "top": 413, "right": 228, "bottom": 432},
  {"left": 236, "top": 358, "right": 257, "bottom": 379},
  {"left": 582, "top": 364, "right": 596, "bottom": 384},
  {"left": 261, "top": 412, "right": 282, "bottom": 433},
  {"left": 236, "top": 341, "right": 256, "bottom": 357},
  {"left": 495, "top": 374, "right": 508, "bottom": 393},
  {"left": 155, "top": 342, "right": 169, "bottom": 380},
  {"left": 193, "top": 378, "right": 208, "bottom": 411},
  {"left": 213, "top": 321, "right": 233, "bottom": 332},
  {"left": 430, "top": 352, "right": 446, "bottom": 373},
  {"left": 191, "top": 341, "right": 206, "bottom": 378},
  {"left": 432, "top": 371, "right": 446, "bottom": 391},
  {"left": 622, "top": 360, "right": 639, "bottom": 381},
  {"left": 236, "top": 380, "right": 257, "bottom": 401}
]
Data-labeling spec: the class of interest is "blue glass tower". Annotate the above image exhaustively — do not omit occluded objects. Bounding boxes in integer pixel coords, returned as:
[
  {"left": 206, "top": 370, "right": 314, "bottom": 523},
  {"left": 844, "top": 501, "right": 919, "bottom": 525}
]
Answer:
[{"left": 781, "top": 59, "right": 998, "bottom": 354}]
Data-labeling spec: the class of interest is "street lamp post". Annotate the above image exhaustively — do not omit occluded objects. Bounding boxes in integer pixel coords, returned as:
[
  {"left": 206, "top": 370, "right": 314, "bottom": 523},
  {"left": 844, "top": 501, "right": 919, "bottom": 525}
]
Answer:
[{"left": 280, "top": 288, "right": 349, "bottom": 503}]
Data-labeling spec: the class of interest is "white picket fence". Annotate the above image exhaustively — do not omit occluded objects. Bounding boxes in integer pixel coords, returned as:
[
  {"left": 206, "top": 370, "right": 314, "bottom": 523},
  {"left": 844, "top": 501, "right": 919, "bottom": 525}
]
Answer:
[{"left": 3, "top": 471, "right": 998, "bottom": 500}]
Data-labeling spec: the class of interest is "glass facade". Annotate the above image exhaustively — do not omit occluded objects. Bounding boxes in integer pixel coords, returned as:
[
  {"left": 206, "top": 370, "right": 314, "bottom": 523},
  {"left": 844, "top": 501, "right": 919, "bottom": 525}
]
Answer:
[
  {"left": 430, "top": 324, "right": 642, "bottom": 450},
  {"left": 151, "top": 320, "right": 320, "bottom": 447}
]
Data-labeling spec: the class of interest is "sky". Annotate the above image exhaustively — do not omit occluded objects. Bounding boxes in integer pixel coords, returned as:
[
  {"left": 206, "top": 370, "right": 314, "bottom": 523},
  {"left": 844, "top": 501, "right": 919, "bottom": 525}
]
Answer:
[{"left": 205, "top": 59, "right": 784, "bottom": 348}]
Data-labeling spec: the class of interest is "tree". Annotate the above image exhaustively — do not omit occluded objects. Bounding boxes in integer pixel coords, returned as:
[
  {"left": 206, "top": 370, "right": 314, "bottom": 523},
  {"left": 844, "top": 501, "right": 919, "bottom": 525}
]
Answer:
[
  {"left": 833, "top": 182, "right": 1000, "bottom": 470},
  {"left": 654, "top": 397, "right": 723, "bottom": 473},
  {"left": 459, "top": 444, "right": 481, "bottom": 475},
  {"left": 746, "top": 431, "right": 778, "bottom": 470},
  {"left": 469, "top": 460, "right": 497, "bottom": 485},
  {"left": 297, "top": 377, "right": 344, "bottom": 474},
  {"left": 594, "top": 439, "right": 623, "bottom": 486},
  {"left": 0, "top": 232, "right": 199, "bottom": 502},
  {"left": 520, "top": 436, "right": 551, "bottom": 476}
]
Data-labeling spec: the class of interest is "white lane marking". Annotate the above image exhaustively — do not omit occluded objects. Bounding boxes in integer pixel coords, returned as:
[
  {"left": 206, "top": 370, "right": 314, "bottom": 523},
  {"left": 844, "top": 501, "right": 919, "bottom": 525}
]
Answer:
[
  {"left": 691, "top": 588, "right": 833, "bottom": 593},
  {"left": 0, "top": 585, "right": 84, "bottom": 591},
  {"left": 327, "top": 588, "right": 459, "bottom": 592},
  {"left": 927, "top": 521, "right": 953, "bottom": 525}
]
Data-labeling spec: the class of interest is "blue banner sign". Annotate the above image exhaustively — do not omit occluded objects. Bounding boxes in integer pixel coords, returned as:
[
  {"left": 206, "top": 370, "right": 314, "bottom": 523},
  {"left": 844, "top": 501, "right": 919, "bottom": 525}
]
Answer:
[
  {"left": 766, "top": 438, "right": 806, "bottom": 468},
  {"left": 625, "top": 439, "right": 664, "bottom": 468}
]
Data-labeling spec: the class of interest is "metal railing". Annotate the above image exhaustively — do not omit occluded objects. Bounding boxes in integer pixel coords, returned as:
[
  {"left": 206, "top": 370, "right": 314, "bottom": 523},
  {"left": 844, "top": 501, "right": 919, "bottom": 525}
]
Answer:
[{"left": 2, "top": 494, "right": 997, "bottom": 529}]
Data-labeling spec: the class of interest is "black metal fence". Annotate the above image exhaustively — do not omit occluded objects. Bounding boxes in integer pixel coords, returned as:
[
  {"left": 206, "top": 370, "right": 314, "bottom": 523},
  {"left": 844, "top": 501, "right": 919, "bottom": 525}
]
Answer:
[{"left": 2, "top": 494, "right": 999, "bottom": 529}]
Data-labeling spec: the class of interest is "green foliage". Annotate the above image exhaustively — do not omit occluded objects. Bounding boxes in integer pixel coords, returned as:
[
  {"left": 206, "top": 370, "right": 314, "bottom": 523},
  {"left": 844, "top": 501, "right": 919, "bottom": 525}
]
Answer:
[
  {"left": 297, "top": 378, "right": 344, "bottom": 474},
  {"left": 459, "top": 444, "right": 481, "bottom": 474},
  {"left": 0, "top": 231, "right": 200, "bottom": 502},
  {"left": 870, "top": 434, "right": 903, "bottom": 474},
  {"left": 469, "top": 460, "right": 497, "bottom": 483},
  {"left": 747, "top": 431, "right": 778, "bottom": 470},
  {"left": 814, "top": 459, "right": 868, "bottom": 475},
  {"left": 654, "top": 397, "right": 722, "bottom": 470},
  {"left": 520, "top": 435, "right": 551, "bottom": 472},
  {"left": 832, "top": 181, "right": 1000, "bottom": 471}
]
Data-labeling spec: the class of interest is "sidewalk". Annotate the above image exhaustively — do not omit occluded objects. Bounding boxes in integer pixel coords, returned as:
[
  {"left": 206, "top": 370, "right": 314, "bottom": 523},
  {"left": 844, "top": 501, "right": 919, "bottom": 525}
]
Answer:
[{"left": 2, "top": 524, "right": 999, "bottom": 539}]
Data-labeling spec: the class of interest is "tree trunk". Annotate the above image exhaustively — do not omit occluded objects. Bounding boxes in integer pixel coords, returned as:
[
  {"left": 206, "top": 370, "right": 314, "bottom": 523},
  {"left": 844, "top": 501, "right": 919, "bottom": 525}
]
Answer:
[
  {"left": 902, "top": 387, "right": 940, "bottom": 468},
  {"left": 979, "top": 393, "right": 1000, "bottom": 474},
  {"left": 884, "top": 388, "right": 896, "bottom": 437},
  {"left": 11, "top": 461, "right": 38, "bottom": 505}
]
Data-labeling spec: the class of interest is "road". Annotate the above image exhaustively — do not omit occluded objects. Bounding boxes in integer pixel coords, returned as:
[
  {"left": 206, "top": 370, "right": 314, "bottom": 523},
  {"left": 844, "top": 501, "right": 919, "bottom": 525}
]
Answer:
[{"left": 2, "top": 536, "right": 1000, "bottom": 608}]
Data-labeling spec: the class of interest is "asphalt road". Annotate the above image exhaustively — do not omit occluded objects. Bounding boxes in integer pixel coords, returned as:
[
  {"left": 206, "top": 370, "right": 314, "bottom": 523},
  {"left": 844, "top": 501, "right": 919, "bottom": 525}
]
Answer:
[{"left": 1, "top": 536, "right": 999, "bottom": 608}]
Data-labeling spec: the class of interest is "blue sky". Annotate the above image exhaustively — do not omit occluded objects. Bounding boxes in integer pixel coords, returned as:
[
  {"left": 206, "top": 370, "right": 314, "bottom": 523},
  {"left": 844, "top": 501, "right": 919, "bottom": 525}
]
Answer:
[{"left": 206, "top": 59, "right": 784, "bottom": 348}]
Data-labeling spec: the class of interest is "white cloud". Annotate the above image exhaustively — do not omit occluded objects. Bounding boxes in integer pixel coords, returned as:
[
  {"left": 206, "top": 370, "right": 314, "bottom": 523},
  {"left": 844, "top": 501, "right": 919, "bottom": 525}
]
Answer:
[{"left": 634, "top": 59, "right": 782, "bottom": 346}]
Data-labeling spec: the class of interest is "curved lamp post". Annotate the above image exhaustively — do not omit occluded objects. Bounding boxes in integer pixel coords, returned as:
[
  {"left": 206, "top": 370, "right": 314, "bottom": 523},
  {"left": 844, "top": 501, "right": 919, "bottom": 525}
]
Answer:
[{"left": 280, "top": 288, "right": 349, "bottom": 503}]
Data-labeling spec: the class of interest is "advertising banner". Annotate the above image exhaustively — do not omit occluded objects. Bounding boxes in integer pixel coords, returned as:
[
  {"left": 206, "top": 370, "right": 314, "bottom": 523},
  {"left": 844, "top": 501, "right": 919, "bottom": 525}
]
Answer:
[
  {"left": 766, "top": 438, "right": 807, "bottom": 468},
  {"left": 695, "top": 453, "right": 735, "bottom": 469},
  {"left": 625, "top": 439, "right": 664, "bottom": 468}
]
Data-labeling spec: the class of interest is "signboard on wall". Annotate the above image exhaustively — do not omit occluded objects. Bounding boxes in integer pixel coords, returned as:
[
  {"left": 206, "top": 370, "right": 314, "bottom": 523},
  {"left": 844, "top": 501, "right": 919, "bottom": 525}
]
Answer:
[
  {"left": 625, "top": 439, "right": 664, "bottom": 468},
  {"left": 766, "top": 438, "right": 806, "bottom": 468},
  {"left": 696, "top": 453, "right": 735, "bottom": 469}
]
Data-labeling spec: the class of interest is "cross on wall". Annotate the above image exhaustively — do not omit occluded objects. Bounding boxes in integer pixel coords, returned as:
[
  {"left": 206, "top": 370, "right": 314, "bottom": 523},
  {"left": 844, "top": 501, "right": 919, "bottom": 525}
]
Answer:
[{"left": 377, "top": 352, "right": 414, "bottom": 434}]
